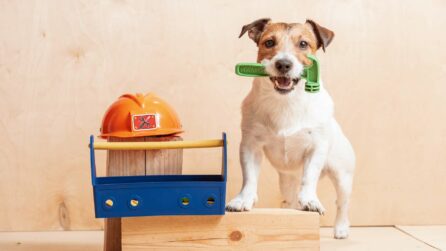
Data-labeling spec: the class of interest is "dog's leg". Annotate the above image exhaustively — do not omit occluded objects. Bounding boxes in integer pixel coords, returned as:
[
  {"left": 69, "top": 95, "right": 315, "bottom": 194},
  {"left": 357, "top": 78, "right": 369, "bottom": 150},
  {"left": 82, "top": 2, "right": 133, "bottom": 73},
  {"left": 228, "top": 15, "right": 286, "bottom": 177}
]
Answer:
[
  {"left": 328, "top": 169, "right": 353, "bottom": 239},
  {"left": 279, "top": 172, "right": 299, "bottom": 208},
  {"left": 226, "top": 140, "right": 262, "bottom": 211},
  {"left": 297, "top": 141, "right": 328, "bottom": 215},
  {"left": 326, "top": 128, "right": 355, "bottom": 239}
]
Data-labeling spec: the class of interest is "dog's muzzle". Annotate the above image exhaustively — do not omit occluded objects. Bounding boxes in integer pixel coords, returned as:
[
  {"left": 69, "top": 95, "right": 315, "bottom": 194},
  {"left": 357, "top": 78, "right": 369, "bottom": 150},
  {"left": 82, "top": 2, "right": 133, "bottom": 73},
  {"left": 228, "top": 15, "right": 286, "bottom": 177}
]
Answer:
[{"left": 270, "top": 76, "right": 300, "bottom": 94}]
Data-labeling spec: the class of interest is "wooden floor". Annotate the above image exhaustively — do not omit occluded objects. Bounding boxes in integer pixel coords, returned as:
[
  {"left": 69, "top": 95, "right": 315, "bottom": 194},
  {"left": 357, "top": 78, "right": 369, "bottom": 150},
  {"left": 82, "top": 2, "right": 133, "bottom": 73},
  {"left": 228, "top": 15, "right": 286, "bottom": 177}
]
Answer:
[
  {"left": 0, "top": 226, "right": 444, "bottom": 251},
  {"left": 321, "top": 226, "right": 445, "bottom": 251}
]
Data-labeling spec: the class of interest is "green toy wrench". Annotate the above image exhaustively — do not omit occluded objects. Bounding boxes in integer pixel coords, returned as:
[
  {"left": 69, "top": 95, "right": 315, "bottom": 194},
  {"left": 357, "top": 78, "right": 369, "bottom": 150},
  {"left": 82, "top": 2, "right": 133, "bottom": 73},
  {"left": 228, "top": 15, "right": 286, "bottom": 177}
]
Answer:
[{"left": 235, "top": 54, "right": 320, "bottom": 93}]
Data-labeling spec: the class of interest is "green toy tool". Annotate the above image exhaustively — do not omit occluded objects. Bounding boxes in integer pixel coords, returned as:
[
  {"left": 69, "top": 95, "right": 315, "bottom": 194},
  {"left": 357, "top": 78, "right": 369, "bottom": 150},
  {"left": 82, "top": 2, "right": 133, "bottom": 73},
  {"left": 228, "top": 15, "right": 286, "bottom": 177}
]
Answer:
[{"left": 235, "top": 54, "right": 321, "bottom": 93}]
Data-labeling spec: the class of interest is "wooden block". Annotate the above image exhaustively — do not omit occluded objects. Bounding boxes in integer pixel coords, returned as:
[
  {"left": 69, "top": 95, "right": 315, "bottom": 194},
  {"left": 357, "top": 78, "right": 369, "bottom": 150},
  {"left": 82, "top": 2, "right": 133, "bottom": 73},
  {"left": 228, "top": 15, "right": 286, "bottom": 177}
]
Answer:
[
  {"left": 122, "top": 208, "right": 320, "bottom": 251},
  {"left": 107, "top": 137, "right": 146, "bottom": 177},
  {"left": 145, "top": 136, "right": 183, "bottom": 175},
  {"left": 104, "top": 136, "right": 183, "bottom": 251}
]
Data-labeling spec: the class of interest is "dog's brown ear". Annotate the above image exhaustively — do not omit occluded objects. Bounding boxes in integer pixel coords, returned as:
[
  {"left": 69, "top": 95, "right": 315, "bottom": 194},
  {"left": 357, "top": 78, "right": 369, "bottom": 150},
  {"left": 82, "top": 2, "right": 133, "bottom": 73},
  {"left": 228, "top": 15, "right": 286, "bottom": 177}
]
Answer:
[
  {"left": 239, "top": 18, "right": 271, "bottom": 44},
  {"left": 306, "top": 19, "right": 334, "bottom": 52}
]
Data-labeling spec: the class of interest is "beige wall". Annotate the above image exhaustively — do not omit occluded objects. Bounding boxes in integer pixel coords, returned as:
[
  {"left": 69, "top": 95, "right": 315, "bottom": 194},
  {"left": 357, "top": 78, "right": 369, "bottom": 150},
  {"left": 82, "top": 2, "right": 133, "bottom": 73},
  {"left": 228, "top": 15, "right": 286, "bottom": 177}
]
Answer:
[{"left": 1, "top": 0, "right": 446, "bottom": 231}]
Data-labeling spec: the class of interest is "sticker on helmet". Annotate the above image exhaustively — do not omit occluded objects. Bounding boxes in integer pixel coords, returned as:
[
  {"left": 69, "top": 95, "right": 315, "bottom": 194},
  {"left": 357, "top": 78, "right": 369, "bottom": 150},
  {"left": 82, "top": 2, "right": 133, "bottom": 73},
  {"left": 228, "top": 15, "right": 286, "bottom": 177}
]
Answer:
[{"left": 132, "top": 113, "right": 159, "bottom": 131}]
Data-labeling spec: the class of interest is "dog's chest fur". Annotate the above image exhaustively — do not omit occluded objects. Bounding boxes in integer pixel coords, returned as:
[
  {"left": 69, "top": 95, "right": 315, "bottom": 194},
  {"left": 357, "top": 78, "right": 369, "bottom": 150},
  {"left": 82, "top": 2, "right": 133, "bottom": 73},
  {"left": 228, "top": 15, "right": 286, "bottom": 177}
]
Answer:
[{"left": 243, "top": 78, "right": 334, "bottom": 172}]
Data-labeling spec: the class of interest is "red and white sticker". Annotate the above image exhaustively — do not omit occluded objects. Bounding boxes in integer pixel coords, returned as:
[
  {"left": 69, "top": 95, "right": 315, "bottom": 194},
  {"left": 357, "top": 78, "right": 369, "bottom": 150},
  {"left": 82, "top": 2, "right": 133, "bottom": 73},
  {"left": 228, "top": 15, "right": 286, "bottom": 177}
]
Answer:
[{"left": 131, "top": 113, "right": 159, "bottom": 131}]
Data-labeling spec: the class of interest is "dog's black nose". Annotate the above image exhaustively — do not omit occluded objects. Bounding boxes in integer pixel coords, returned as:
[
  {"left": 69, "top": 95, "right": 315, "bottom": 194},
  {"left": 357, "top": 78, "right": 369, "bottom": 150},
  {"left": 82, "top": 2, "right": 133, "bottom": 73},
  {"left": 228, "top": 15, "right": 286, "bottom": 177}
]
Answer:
[{"left": 275, "top": 59, "right": 293, "bottom": 73}]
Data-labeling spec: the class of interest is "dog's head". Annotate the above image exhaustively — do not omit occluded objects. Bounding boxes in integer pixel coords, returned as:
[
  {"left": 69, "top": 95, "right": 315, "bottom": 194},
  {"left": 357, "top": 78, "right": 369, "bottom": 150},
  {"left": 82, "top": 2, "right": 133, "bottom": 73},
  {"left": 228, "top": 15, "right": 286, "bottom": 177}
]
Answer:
[{"left": 239, "top": 18, "right": 334, "bottom": 94}]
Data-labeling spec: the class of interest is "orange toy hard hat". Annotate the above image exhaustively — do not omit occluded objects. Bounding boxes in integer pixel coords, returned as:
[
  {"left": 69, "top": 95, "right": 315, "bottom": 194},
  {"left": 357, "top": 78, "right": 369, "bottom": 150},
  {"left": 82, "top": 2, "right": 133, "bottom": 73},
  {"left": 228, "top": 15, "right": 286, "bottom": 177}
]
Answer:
[{"left": 100, "top": 93, "right": 183, "bottom": 138}]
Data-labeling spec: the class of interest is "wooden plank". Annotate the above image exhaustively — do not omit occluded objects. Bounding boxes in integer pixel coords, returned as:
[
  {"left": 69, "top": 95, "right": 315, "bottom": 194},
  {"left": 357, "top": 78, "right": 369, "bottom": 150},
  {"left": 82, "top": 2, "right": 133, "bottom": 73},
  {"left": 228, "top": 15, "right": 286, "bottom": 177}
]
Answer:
[
  {"left": 0, "top": 231, "right": 103, "bottom": 251},
  {"left": 396, "top": 225, "right": 446, "bottom": 250},
  {"left": 122, "top": 209, "right": 319, "bottom": 251},
  {"left": 320, "top": 227, "right": 437, "bottom": 251}
]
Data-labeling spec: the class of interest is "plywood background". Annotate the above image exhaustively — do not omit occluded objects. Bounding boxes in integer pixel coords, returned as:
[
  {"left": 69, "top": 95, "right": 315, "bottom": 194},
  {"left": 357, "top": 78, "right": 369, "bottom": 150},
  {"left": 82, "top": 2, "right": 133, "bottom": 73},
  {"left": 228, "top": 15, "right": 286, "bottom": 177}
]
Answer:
[{"left": 0, "top": 0, "right": 445, "bottom": 231}]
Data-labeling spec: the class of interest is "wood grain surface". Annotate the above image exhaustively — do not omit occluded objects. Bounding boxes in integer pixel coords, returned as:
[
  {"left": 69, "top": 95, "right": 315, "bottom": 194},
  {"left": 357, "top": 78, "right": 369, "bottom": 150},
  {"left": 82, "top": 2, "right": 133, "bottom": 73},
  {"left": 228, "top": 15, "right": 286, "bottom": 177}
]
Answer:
[
  {"left": 0, "top": 0, "right": 445, "bottom": 230},
  {"left": 122, "top": 209, "right": 320, "bottom": 251}
]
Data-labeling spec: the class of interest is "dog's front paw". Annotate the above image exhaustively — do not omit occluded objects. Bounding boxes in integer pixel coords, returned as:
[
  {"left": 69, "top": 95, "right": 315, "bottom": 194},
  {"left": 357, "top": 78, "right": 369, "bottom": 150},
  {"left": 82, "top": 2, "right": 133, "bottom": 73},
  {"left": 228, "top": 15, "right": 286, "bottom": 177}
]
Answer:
[
  {"left": 298, "top": 195, "right": 326, "bottom": 215},
  {"left": 225, "top": 193, "right": 258, "bottom": 212},
  {"left": 334, "top": 224, "right": 350, "bottom": 239}
]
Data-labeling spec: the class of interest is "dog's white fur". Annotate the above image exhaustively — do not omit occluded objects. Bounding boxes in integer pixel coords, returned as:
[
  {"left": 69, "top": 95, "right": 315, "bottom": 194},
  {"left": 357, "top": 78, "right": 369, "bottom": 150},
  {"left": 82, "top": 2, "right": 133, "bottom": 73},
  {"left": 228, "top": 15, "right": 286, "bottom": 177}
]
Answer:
[{"left": 226, "top": 50, "right": 355, "bottom": 239}]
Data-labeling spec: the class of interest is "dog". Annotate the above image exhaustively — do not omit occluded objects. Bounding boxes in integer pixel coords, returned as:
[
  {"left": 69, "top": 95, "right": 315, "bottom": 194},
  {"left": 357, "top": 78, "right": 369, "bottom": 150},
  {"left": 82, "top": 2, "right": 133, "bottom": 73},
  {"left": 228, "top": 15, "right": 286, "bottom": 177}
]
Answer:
[{"left": 225, "top": 18, "right": 356, "bottom": 239}]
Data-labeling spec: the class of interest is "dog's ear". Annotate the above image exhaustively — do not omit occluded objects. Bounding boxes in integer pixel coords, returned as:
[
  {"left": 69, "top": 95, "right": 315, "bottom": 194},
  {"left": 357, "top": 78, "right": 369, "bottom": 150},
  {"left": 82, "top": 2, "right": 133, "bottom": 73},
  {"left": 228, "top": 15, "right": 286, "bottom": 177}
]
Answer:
[
  {"left": 305, "top": 19, "right": 334, "bottom": 52},
  {"left": 239, "top": 18, "right": 271, "bottom": 44}
]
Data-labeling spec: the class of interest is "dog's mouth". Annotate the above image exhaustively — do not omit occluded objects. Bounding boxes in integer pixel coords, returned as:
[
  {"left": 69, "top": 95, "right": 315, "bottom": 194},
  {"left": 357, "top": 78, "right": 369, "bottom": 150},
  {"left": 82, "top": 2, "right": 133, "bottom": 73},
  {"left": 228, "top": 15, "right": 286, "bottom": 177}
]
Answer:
[{"left": 269, "top": 76, "right": 300, "bottom": 94}]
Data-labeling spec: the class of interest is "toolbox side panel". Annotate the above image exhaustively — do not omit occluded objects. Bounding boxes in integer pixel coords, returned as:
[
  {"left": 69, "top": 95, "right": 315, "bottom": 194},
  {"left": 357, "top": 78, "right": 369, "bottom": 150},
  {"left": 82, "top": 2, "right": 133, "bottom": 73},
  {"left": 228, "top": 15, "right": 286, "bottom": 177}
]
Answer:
[{"left": 94, "top": 182, "right": 226, "bottom": 218}]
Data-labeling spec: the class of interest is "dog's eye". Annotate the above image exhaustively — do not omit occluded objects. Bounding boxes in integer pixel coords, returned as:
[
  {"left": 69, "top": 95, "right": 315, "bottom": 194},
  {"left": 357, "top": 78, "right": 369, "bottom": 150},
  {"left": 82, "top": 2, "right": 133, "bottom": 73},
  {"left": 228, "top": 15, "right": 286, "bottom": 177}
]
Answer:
[
  {"left": 299, "top": 41, "right": 308, "bottom": 49},
  {"left": 264, "top": 39, "right": 275, "bottom": 48}
]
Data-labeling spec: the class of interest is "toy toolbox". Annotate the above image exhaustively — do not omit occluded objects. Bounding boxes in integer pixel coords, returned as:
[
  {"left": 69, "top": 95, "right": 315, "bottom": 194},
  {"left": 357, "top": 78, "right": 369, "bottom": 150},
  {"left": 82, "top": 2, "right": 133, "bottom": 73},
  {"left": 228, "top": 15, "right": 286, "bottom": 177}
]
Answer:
[{"left": 89, "top": 133, "right": 228, "bottom": 218}]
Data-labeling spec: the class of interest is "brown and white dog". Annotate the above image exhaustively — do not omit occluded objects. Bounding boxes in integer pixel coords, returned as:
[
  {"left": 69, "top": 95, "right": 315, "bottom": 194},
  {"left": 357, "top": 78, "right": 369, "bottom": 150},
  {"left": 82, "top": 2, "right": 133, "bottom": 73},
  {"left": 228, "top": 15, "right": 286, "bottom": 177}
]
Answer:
[{"left": 226, "top": 18, "right": 355, "bottom": 239}]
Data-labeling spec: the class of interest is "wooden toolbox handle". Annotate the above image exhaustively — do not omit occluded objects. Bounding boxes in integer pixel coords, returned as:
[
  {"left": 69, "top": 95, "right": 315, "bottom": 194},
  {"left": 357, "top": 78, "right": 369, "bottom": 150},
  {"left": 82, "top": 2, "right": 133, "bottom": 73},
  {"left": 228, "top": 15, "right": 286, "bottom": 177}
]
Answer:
[{"left": 92, "top": 139, "right": 224, "bottom": 150}]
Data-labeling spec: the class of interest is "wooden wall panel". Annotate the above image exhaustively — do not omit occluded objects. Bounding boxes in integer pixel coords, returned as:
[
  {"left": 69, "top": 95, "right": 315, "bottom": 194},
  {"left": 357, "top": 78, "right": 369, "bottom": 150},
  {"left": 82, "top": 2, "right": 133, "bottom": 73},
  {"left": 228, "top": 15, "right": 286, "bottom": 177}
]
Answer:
[{"left": 0, "top": 0, "right": 445, "bottom": 230}]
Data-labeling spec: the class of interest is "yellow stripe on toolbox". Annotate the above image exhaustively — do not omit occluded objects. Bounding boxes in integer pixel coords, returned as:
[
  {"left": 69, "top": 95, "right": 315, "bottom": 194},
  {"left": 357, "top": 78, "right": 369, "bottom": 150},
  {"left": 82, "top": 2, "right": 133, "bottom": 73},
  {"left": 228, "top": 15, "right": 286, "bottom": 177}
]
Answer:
[{"left": 93, "top": 139, "right": 224, "bottom": 150}]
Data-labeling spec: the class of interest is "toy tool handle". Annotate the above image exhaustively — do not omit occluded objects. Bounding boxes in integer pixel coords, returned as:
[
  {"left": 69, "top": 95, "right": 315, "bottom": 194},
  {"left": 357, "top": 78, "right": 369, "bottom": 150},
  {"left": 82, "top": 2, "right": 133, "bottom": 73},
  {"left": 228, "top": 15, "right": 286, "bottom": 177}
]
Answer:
[
  {"left": 92, "top": 139, "right": 224, "bottom": 150},
  {"left": 235, "top": 63, "right": 268, "bottom": 77},
  {"left": 302, "top": 54, "right": 320, "bottom": 93}
]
